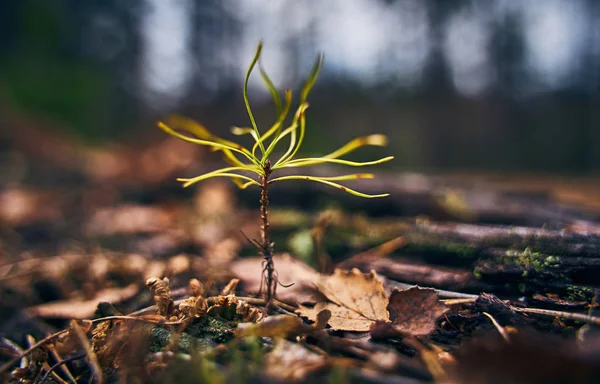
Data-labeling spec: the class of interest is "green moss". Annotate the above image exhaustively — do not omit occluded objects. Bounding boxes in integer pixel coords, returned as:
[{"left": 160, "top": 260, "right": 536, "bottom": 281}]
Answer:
[
  {"left": 269, "top": 209, "right": 312, "bottom": 228},
  {"left": 566, "top": 286, "right": 595, "bottom": 302},
  {"left": 147, "top": 337, "right": 266, "bottom": 384},
  {"left": 518, "top": 282, "right": 527, "bottom": 294},
  {"left": 186, "top": 316, "right": 237, "bottom": 343},
  {"left": 287, "top": 229, "right": 315, "bottom": 264},
  {"left": 443, "top": 242, "right": 476, "bottom": 258},
  {"left": 404, "top": 234, "right": 478, "bottom": 259},
  {"left": 502, "top": 248, "right": 561, "bottom": 273},
  {"left": 149, "top": 317, "right": 236, "bottom": 354}
]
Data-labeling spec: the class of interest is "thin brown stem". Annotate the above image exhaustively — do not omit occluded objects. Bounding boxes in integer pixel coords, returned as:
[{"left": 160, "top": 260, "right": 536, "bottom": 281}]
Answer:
[{"left": 260, "top": 159, "right": 275, "bottom": 303}]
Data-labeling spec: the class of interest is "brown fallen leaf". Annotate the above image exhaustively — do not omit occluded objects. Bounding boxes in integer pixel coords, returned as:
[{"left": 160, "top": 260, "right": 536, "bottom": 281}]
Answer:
[
  {"left": 369, "top": 321, "right": 405, "bottom": 340},
  {"left": 387, "top": 287, "right": 448, "bottom": 337},
  {"left": 231, "top": 253, "right": 322, "bottom": 304},
  {"left": 236, "top": 310, "right": 329, "bottom": 339},
  {"left": 298, "top": 269, "right": 447, "bottom": 335},
  {"left": 236, "top": 315, "right": 306, "bottom": 338},
  {"left": 146, "top": 277, "right": 174, "bottom": 318},
  {"left": 26, "top": 284, "right": 139, "bottom": 319},
  {"left": 207, "top": 295, "right": 239, "bottom": 320},
  {"left": 193, "top": 180, "right": 235, "bottom": 217},
  {"left": 0, "top": 188, "right": 63, "bottom": 227},
  {"left": 337, "top": 235, "right": 406, "bottom": 269},
  {"left": 298, "top": 269, "right": 389, "bottom": 331},
  {"left": 235, "top": 300, "right": 264, "bottom": 323},
  {"left": 83, "top": 137, "right": 201, "bottom": 186},
  {"left": 178, "top": 296, "right": 208, "bottom": 319},
  {"left": 85, "top": 204, "right": 175, "bottom": 236},
  {"left": 265, "top": 339, "right": 329, "bottom": 381}
]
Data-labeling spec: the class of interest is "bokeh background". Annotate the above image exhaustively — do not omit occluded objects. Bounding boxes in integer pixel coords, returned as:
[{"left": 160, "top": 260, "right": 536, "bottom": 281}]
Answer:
[{"left": 2, "top": 0, "right": 600, "bottom": 174}]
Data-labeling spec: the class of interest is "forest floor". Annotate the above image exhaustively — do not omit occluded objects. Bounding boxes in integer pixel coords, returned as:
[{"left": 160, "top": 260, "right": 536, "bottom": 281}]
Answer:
[{"left": 1, "top": 125, "right": 600, "bottom": 383}]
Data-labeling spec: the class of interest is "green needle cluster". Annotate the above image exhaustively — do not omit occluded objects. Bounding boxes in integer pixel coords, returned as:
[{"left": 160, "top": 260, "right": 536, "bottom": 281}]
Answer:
[{"left": 157, "top": 42, "right": 393, "bottom": 198}]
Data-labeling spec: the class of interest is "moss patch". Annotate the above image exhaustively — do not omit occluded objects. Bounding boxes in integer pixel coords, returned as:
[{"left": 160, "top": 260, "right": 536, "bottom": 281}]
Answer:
[{"left": 150, "top": 316, "right": 236, "bottom": 354}]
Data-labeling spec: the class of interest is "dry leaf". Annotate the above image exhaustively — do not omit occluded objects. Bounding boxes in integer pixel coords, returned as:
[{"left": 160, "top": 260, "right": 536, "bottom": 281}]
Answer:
[
  {"left": 91, "top": 319, "right": 128, "bottom": 369},
  {"left": 193, "top": 180, "right": 235, "bottom": 217},
  {"left": 86, "top": 205, "right": 174, "bottom": 236},
  {"left": 236, "top": 315, "right": 306, "bottom": 338},
  {"left": 298, "top": 302, "right": 373, "bottom": 332},
  {"left": 84, "top": 138, "right": 200, "bottom": 185},
  {"left": 314, "top": 309, "right": 332, "bottom": 330},
  {"left": 0, "top": 188, "right": 63, "bottom": 226},
  {"left": 178, "top": 296, "right": 208, "bottom": 319},
  {"left": 26, "top": 284, "right": 139, "bottom": 319},
  {"left": 387, "top": 287, "right": 448, "bottom": 337},
  {"left": 265, "top": 339, "right": 329, "bottom": 381},
  {"left": 207, "top": 295, "right": 238, "bottom": 320},
  {"left": 298, "top": 269, "right": 389, "bottom": 331},
  {"left": 231, "top": 253, "right": 321, "bottom": 304},
  {"left": 369, "top": 321, "right": 405, "bottom": 340},
  {"left": 220, "top": 278, "right": 239, "bottom": 296},
  {"left": 146, "top": 277, "right": 174, "bottom": 317},
  {"left": 236, "top": 300, "right": 264, "bottom": 323},
  {"left": 189, "top": 278, "right": 204, "bottom": 297}
]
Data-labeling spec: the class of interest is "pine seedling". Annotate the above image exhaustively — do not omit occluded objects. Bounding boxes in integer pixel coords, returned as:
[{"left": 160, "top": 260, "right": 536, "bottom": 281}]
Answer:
[{"left": 158, "top": 42, "right": 393, "bottom": 303}]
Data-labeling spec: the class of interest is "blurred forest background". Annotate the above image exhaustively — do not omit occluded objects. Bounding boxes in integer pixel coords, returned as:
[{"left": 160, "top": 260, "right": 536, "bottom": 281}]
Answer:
[{"left": 1, "top": 0, "right": 600, "bottom": 174}]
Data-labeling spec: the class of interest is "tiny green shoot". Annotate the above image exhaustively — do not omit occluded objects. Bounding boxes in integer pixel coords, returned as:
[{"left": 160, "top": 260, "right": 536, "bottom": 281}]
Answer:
[{"left": 158, "top": 42, "right": 393, "bottom": 303}]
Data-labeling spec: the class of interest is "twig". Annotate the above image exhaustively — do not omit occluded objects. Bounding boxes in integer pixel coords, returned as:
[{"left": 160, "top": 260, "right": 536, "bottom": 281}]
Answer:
[
  {"left": 90, "top": 315, "right": 184, "bottom": 326},
  {"left": 441, "top": 296, "right": 600, "bottom": 326},
  {"left": 442, "top": 297, "right": 477, "bottom": 306},
  {"left": 47, "top": 339, "right": 78, "bottom": 384},
  {"left": 39, "top": 361, "right": 69, "bottom": 384},
  {"left": 337, "top": 236, "right": 406, "bottom": 269},
  {"left": 71, "top": 320, "right": 103, "bottom": 384},
  {"left": 0, "top": 337, "right": 23, "bottom": 359},
  {"left": 514, "top": 307, "right": 600, "bottom": 326},
  {"left": 129, "top": 295, "right": 297, "bottom": 317},
  {"left": 0, "top": 329, "right": 70, "bottom": 375},
  {"left": 388, "top": 281, "right": 478, "bottom": 299},
  {"left": 38, "top": 354, "right": 86, "bottom": 384},
  {"left": 482, "top": 312, "right": 510, "bottom": 342}
]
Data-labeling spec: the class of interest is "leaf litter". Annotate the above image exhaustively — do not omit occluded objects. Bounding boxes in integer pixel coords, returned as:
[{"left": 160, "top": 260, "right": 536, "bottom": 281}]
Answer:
[
  {"left": 3, "top": 129, "right": 600, "bottom": 382},
  {"left": 297, "top": 268, "right": 448, "bottom": 335}
]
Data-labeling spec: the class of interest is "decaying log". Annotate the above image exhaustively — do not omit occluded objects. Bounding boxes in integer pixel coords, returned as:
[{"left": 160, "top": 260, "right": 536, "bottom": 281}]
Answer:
[{"left": 404, "top": 222, "right": 600, "bottom": 258}]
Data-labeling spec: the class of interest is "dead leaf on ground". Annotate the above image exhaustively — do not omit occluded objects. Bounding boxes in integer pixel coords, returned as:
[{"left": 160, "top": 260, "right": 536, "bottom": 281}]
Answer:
[
  {"left": 207, "top": 295, "right": 239, "bottom": 320},
  {"left": 235, "top": 300, "right": 264, "bottom": 323},
  {"left": 146, "top": 277, "right": 174, "bottom": 318},
  {"left": 193, "top": 180, "right": 235, "bottom": 217},
  {"left": 204, "top": 238, "right": 241, "bottom": 268},
  {"left": 84, "top": 137, "right": 200, "bottom": 185},
  {"left": 231, "top": 253, "right": 321, "bottom": 304},
  {"left": 387, "top": 287, "right": 448, "bottom": 337},
  {"left": 85, "top": 204, "right": 175, "bottom": 236},
  {"left": 236, "top": 315, "right": 307, "bottom": 339},
  {"left": 178, "top": 296, "right": 208, "bottom": 319},
  {"left": 298, "top": 269, "right": 389, "bottom": 331},
  {"left": 91, "top": 318, "right": 151, "bottom": 371},
  {"left": 26, "top": 284, "right": 139, "bottom": 319},
  {"left": 337, "top": 236, "right": 406, "bottom": 269},
  {"left": 298, "top": 270, "right": 447, "bottom": 335},
  {"left": 0, "top": 188, "right": 63, "bottom": 226},
  {"left": 265, "top": 339, "right": 329, "bottom": 381}
]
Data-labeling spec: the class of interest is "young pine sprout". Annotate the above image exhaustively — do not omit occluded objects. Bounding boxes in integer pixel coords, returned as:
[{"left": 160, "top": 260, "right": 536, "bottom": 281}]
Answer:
[{"left": 158, "top": 42, "right": 393, "bottom": 303}]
